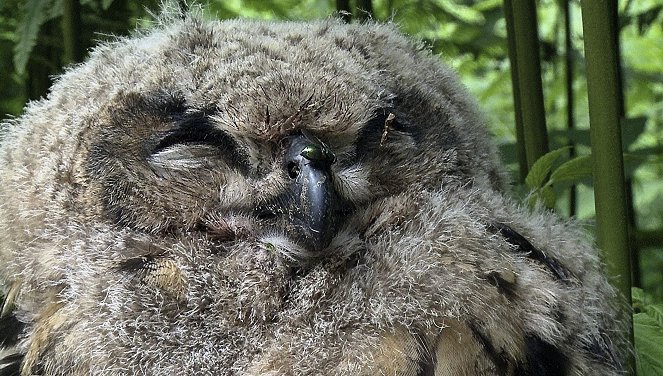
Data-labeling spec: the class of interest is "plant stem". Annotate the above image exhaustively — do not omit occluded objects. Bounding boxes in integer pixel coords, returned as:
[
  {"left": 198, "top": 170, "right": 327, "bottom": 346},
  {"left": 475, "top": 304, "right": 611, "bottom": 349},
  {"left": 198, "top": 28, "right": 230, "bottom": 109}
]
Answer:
[
  {"left": 61, "top": 0, "right": 82, "bottom": 65},
  {"left": 503, "top": 0, "right": 528, "bottom": 182},
  {"left": 563, "top": 0, "right": 577, "bottom": 217},
  {"left": 580, "top": 0, "right": 634, "bottom": 371},
  {"left": 503, "top": 0, "right": 549, "bottom": 177}
]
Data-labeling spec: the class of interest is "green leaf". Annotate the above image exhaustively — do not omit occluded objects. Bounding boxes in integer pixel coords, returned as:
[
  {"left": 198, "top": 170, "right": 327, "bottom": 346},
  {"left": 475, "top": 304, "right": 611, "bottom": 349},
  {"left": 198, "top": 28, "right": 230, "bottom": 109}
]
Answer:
[
  {"left": 647, "top": 302, "right": 663, "bottom": 329},
  {"left": 47, "top": 0, "right": 63, "bottom": 19},
  {"left": 472, "top": 0, "right": 502, "bottom": 12},
  {"left": 434, "top": 0, "right": 485, "bottom": 24},
  {"left": 13, "top": 0, "right": 50, "bottom": 75},
  {"left": 102, "top": 0, "right": 114, "bottom": 10},
  {"left": 633, "top": 287, "right": 647, "bottom": 307},
  {"left": 524, "top": 147, "right": 570, "bottom": 190},
  {"left": 635, "top": 311, "right": 663, "bottom": 376},
  {"left": 540, "top": 185, "right": 556, "bottom": 208},
  {"left": 548, "top": 154, "right": 593, "bottom": 186},
  {"left": 526, "top": 185, "right": 556, "bottom": 210},
  {"left": 626, "top": 0, "right": 663, "bottom": 17},
  {"left": 632, "top": 287, "right": 663, "bottom": 376},
  {"left": 623, "top": 152, "right": 655, "bottom": 179}
]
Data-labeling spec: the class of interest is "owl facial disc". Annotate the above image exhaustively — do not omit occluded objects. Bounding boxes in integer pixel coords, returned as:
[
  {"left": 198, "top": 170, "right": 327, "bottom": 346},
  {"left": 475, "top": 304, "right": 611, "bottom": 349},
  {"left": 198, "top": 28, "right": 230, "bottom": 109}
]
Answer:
[{"left": 284, "top": 132, "right": 338, "bottom": 253}]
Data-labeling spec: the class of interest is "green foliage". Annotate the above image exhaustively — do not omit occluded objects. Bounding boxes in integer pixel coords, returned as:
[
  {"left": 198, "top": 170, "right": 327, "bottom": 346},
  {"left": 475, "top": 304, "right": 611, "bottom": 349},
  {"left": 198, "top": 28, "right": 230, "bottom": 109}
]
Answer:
[
  {"left": 13, "top": 0, "right": 51, "bottom": 75},
  {"left": 550, "top": 154, "right": 592, "bottom": 185},
  {"left": 525, "top": 147, "right": 570, "bottom": 188},
  {"left": 523, "top": 147, "right": 597, "bottom": 209},
  {"left": 203, "top": 0, "right": 333, "bottom": 20},
  {"left": 633, "top": 287, "right": 663, "bottom": 375},
  {"left": 433, "top": 0, "right": 485, "bottom": 24},
  {"left": 524, "top": 147, "right": 570, "bottom": 208}
]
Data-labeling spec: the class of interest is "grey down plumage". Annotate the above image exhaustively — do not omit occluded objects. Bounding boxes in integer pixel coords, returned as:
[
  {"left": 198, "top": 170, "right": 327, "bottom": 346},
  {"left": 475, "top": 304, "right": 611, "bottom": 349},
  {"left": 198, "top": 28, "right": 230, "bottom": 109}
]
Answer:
[{"left": 0, "top": 12, "right": 627, "bottom": 376}]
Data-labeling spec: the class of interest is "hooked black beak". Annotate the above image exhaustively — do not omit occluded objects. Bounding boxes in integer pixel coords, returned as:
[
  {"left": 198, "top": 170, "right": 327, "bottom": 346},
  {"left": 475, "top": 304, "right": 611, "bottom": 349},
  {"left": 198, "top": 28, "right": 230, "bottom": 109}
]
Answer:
[{"left": 283, "top": 132, "right": 338, "bottom": 253}]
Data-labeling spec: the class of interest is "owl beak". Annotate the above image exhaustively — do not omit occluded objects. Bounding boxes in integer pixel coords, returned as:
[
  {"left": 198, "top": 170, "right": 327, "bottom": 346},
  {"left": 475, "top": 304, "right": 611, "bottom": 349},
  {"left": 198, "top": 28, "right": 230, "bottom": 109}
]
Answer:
[{"left": 284, "top": 132, "right": 338, "bottom": 253}]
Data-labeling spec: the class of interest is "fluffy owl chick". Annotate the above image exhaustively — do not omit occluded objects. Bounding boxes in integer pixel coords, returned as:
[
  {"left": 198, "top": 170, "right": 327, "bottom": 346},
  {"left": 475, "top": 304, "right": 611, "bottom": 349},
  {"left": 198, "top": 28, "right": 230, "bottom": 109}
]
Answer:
[{"left": 0, "top": 12, "right": 627, "bottom": 376}]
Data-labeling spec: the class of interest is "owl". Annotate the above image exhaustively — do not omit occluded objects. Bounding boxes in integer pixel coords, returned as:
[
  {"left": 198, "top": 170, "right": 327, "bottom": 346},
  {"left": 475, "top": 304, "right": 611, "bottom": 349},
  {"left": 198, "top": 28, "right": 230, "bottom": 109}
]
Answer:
[{"left": 0, "top": 11, "right": 627, "bottom": 376}]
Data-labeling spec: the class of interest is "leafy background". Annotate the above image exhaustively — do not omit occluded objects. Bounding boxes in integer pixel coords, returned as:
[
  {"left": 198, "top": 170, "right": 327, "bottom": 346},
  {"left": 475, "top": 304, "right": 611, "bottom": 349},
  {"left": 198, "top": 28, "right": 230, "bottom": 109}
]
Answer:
[{"left": 0, "top": 0, "right": 662, "bottom": 374}]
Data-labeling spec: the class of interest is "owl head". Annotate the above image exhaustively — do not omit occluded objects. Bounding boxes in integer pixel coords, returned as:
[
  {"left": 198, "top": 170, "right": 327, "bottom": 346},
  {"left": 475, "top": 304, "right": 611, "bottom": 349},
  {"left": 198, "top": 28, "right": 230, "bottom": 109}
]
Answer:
[
  {"left": 2, "top": 14, "right": 505, "bottom": 262},
  {"left": 0, "top": 11, "right": 625, "bottom": 376}
]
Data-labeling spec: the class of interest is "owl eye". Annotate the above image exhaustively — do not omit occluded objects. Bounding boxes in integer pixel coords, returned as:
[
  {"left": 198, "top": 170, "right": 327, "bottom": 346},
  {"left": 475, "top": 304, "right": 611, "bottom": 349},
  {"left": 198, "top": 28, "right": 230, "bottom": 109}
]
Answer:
[
  {"left": 153, "top": 114, "right": 236, "bottom": 153},
  {"left": 364, "top": 110, "right": 404, "bottom": 135},
  {"left": 148, "top": 113, "right": 248, "bottom": 172},
  {"left": 355, "top": 109, "right": 408, "bottom": 158}
]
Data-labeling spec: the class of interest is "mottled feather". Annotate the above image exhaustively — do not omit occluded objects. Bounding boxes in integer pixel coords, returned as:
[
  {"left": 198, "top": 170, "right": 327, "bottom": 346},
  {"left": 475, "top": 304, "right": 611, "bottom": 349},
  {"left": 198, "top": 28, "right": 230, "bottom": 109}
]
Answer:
[{"left": 0, "top": 10, "right": 628, "bottom": 376}]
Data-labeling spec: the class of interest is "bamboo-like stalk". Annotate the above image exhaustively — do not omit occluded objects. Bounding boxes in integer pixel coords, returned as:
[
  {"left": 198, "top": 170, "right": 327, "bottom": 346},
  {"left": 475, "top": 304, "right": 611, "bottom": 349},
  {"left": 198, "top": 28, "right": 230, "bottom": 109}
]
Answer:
[
  {"left": 503, "top": 0, "right": 528, "bottom": 182},
  {"left": 580, "top": 0, "right": 634, "bottom": 371},
  {"left": 503, "top": 0, "right": 549, "bottom": 174},
  {"left": 61, "top": 0, "right": 82, "bottom": 65},
  {"left": 580, "top": 0, "right": 631, "bottom": 301},
  {"left": 563, "top": 0, "right": 577, "bottom": 217}
]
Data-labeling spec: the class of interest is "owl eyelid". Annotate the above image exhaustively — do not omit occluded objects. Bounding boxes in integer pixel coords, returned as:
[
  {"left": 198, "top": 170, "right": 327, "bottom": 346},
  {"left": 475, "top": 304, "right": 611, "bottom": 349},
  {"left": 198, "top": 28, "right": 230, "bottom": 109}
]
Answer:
[
  {"left": 150, "top": 114, "right": 249, "bottom": 170},
  {"left": 154, "top": 116, "right": 234, "bottom": 151}
]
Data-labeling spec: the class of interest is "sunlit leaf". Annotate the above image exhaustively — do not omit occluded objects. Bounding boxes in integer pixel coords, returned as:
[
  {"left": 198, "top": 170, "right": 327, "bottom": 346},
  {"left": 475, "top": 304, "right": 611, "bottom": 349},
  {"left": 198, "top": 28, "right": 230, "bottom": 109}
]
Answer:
[
  {"left": 635, "top": 312, "right": 663, "bottom": 376},
  {"left": 433, "top": 0, "right": 484, "bottom": 24},
  {"left": 524, "top": 147, "right": 570, "bottom": 190},
  {"left": 625, "top": 0, "right": 663, "bottom": 16},
  {"left": 472, "top": 0, "right": 502, "bottom": 12},
  {"left": 548, "top": 154, "right": 592, "bottom": 185}
]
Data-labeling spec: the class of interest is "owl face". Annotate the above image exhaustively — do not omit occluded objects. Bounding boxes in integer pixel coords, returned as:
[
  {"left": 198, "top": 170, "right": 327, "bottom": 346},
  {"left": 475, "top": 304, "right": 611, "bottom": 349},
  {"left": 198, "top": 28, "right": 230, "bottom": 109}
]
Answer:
[
  {"left": 0, "top": 15, "right": 625, "bottom": 376},
  {"left": 65, "top": 18, "right": 504, "bottom": 262}
]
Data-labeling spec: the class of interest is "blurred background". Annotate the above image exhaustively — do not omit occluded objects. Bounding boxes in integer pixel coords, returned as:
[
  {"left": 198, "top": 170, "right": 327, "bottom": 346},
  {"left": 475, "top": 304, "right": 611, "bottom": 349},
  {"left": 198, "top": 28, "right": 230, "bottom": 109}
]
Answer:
[{"left": 0, "top": 0, "right": 662, "bottom": 371}]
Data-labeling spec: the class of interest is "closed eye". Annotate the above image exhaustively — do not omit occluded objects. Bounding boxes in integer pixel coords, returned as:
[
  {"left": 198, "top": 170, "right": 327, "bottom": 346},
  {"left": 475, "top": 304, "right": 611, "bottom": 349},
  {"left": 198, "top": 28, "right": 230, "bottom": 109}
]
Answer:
[
  {"left": 148, "top": 144, "right": 223, "bottom": 172},
  {"left": 361, "top": 109, "right": 404, "bottom": 137},
  {"left": 355, "top": 108, "right": 410, "bottom": 158},
  {"left": 154, "top": 113, "right": 237, "bottom": 152},
  {"left": 148, "top": 112, "right": 249, "bottom": 173}
]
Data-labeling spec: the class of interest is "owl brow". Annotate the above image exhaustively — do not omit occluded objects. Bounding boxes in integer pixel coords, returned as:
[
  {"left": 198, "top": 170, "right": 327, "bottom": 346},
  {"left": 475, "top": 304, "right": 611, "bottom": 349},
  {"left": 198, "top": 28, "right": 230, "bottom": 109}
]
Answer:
[{"left": 153, "top": 112, "right": 249, "bottom": 170}]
